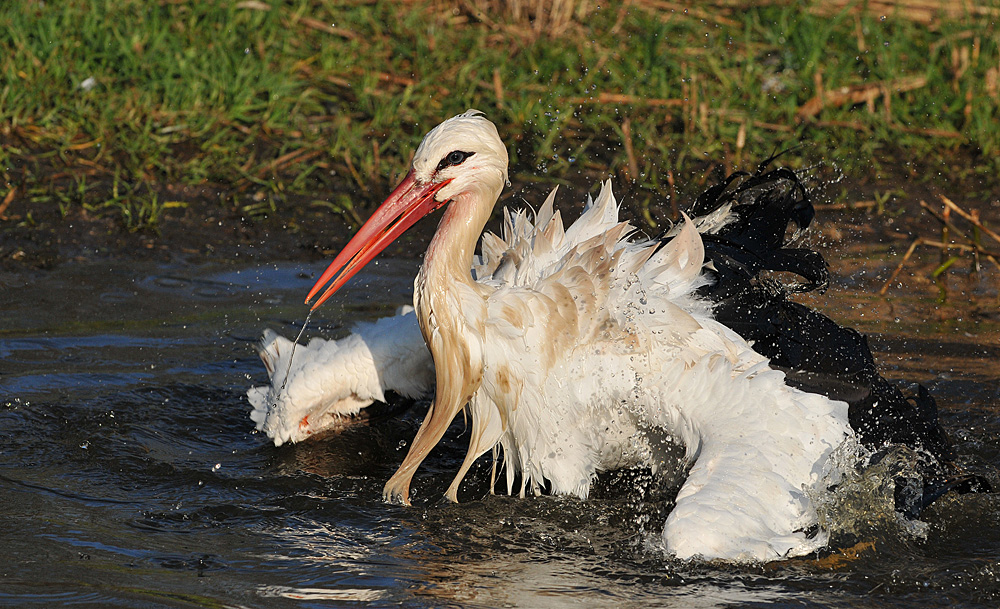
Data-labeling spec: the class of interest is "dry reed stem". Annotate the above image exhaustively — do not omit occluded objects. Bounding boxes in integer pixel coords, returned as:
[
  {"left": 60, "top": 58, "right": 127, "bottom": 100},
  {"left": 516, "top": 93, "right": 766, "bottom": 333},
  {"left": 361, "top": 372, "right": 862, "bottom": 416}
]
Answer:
[
  {"left": 466, "top": 0, "right": 587, "bottom": 37},
  {"left": 797, "top": 76, "right": 928, "bottom": 120},
  {"left": 880, "top": 238, "right": 931, "bottom": 296},
  {"left": 633, "top": 0, "right": 740, "bottom": 27},
  {"left": 0, "top": 187, "right": 16, "bottom": 219},
  {"left": 492, "top": 68, "right": 505, "bottom": 107},
  {"left": 235, "top": 1, "right": 358, "bottom": 39},
  {"left": 622, "top": 118, "right": 639, "bottom": 179},
  {"left": 878, "top": 196, "right": 1000, "bottom": 295},
  {"left": 809, "top": 0, "right": 1000, "bottom": 26},
  {"left": 814, "top": 200, "right": 879, "bottom": 211},
  {"left": 343, "top": 150, "right": 367, "bottom": 193},
  {"left": 941, "top": 195, "right": 1000, "bottom": 246},
  {"left": 561, "top": 93, "right": 685, "bottom": 108}
]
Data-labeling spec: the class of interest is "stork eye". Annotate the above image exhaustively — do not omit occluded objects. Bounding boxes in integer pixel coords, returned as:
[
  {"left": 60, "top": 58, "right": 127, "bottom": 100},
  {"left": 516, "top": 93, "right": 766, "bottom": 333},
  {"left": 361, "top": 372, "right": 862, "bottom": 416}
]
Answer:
[{"left": 437, "top": 150, "right": 474, "bottom": 171}]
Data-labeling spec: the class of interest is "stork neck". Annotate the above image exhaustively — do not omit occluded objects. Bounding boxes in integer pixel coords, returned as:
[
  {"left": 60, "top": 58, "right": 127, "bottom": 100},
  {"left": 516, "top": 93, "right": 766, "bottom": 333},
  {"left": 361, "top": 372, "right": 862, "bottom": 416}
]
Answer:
[
  {"left": 414, "top": 184, "right": 496, "bottom": 382},
  {"left": 421, "top": 186, "right": 497, "bottom": 292},
  {"left": 391, "top": 185, "right": 494, "bottom": 505}
]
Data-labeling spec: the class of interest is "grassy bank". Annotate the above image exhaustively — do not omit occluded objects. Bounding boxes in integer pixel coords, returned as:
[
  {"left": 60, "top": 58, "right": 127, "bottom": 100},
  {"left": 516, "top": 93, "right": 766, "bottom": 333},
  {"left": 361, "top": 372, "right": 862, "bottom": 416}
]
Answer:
[{"left": 1, "top": 0, "right": 998, "bottom": 235}]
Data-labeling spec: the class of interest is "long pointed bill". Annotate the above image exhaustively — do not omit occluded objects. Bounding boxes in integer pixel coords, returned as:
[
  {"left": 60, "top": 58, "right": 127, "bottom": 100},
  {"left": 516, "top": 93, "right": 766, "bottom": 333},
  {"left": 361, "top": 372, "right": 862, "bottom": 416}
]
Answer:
[{"left": 305, "top": 172, "right": 452, "bottom": 310}]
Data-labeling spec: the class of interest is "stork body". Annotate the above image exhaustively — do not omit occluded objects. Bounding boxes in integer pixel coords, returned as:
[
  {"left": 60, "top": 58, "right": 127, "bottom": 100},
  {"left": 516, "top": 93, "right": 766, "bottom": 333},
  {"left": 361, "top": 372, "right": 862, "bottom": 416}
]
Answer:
[
  {"left": 249, "top": 111, "right": 865, "bottom": 562},
  {"left": 251, "top": 111, "right": 989, "bottom": 561}
]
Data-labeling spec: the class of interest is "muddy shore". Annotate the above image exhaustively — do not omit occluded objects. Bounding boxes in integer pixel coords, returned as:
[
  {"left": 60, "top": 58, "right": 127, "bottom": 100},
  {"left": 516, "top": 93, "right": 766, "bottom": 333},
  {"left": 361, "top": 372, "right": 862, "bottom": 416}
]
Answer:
[{"left": 2, "top": 157, "right": 998, "bottom": 330}]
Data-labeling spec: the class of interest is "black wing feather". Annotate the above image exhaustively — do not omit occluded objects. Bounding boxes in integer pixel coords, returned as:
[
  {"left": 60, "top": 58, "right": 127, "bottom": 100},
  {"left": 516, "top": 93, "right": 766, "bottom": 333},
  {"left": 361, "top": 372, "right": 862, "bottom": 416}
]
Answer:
[{"left": 669, "top": 160, "right": 990, "bottom": 513}]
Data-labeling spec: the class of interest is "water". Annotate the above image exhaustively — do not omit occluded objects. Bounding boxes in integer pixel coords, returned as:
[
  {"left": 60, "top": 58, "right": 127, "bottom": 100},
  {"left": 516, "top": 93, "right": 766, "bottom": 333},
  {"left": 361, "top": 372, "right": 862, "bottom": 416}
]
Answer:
[{"left": 2, "top": 259, "right": 999, "bottom": 608}]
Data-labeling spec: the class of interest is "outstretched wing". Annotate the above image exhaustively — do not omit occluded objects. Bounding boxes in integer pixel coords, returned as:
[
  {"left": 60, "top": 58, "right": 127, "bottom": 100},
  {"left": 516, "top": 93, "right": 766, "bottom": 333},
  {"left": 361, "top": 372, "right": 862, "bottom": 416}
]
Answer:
[
  {"left": 248, "top": 307, "right": 433, "bottom": 446},
  {"left": 674, "top": 161, "right": 988, "bottom": 509}
]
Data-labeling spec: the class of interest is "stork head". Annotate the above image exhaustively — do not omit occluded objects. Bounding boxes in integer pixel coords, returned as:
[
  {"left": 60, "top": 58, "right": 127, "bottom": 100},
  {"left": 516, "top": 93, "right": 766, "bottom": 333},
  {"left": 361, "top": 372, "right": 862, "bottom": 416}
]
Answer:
[
  {"left": 410, "top": 109, "right": 509, "bottom": 202},
  {"left": 306, "top": 110, "right": 509, "bottom": 309}
]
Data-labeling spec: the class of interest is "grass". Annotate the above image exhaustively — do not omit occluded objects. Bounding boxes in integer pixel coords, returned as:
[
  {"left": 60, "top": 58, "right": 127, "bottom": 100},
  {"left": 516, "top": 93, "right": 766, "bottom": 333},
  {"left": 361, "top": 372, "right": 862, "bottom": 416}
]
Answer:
[{"left": 1, "top": 0, "right": 999, "bottom": 233}]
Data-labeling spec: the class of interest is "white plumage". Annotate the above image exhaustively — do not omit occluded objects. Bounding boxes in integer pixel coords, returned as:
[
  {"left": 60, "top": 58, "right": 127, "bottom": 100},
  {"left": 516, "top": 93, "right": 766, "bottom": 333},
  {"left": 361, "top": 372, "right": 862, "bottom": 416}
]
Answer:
[
  {"left": 249, "top": 110, "right": 854, "bottom": 563},
  {"left": 248, "top": 307, "right": 433, "bottom": 446}
]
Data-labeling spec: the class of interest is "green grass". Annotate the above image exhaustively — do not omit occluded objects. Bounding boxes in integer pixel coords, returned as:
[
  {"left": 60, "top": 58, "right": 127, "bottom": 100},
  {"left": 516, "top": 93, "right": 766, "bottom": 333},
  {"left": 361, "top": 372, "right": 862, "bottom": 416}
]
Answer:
[{"left": 1, "top": 0, "right": 998, "bottom": 231}]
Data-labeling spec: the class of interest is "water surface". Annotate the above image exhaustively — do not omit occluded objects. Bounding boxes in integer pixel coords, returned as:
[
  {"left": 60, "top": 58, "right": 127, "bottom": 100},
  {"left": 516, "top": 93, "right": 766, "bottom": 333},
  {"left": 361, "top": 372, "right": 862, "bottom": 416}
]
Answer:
[{"left": 2, "top": 259, "right": 998, "bottom": 608}]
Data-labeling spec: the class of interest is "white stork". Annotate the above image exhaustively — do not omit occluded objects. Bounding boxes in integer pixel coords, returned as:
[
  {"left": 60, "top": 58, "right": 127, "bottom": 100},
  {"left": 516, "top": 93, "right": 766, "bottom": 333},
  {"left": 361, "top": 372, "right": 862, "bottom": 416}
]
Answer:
[{"left": 250, "top": 110, "right": 858, "bottom": 562}]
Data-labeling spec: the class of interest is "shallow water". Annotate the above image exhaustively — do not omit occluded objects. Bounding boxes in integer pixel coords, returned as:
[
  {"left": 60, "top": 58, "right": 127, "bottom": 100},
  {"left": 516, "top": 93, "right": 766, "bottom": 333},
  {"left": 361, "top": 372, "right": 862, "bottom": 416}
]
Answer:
[{"left": 2, "top": 259, "right": 999, "bottom": 608}]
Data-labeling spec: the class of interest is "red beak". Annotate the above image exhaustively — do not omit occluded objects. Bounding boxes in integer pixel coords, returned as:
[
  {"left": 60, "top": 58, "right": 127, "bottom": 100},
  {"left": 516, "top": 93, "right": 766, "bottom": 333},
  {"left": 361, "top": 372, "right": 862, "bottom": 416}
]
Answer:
[{"left": 305, "top": 171, "right": 452, "bottom": 310}]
